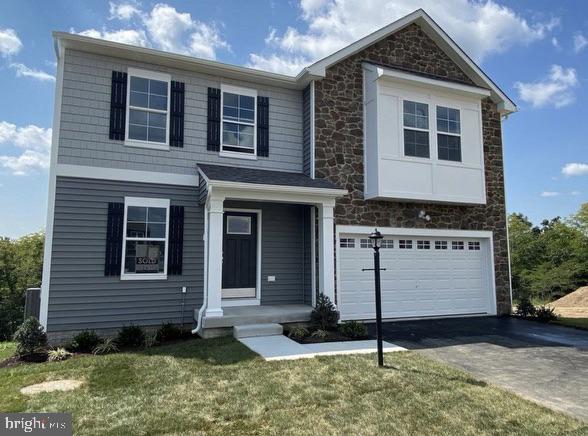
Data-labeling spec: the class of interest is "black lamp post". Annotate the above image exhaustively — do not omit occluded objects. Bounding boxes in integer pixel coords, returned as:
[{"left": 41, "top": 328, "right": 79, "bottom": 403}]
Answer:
[{"left": 368, "top": 228, "right": 384, "bottom": 367}]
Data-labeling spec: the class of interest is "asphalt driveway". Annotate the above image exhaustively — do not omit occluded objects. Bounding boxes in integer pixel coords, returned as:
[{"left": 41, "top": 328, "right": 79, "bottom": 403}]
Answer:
[{"left": 375, "top": 317, "right": 588, "bottom": 421}]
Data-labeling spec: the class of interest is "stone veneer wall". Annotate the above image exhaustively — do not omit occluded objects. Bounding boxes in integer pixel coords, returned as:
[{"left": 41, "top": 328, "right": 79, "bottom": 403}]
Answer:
[{"left": 314, "top": 23, "right": 511, "bottom": 315}]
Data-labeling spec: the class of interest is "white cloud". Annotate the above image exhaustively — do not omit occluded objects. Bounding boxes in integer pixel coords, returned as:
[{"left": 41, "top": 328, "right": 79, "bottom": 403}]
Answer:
[
  {"left": 0, "top": 121, "right": 52, "bottom": 175},
  {"left": 540, "top": 191, "right": 560, "bottom": 197},
  {"left": 9, "top": 63, "right": 55, "bottom": 82},
  {"left": 247, "top": 0, "right": 558, "bottom": 75},
  {"left": 551, "top": 37, "right": 560, "bottom": 49},
  {"left": 109, "top": 1, "right": 141, "bottom": 20},
  {"left": 514, "top": 65, "right": 577, "bottom": 108},
  {"left": 573, "top": 32, "right": 587, "bottom": 53},
  {"left": 562, "top": 163, "right": 588, "bottom": 177},
  {"left": 247, "top": 53, "right": 308, "bottom": 76},
  {"left": 0, "top": 28, "right": 22, "bottom": 56},
  {"left": 76, "top": 3, "right": 229, "bottom": 60}
]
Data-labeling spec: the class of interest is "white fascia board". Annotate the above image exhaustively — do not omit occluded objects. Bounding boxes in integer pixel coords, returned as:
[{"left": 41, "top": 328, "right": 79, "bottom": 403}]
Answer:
[
  {"left": 337, "top": 225, "right": 493, "bottom": 239},
  {"left": 366, "top": 63, "right": 491, "bottom": 98},
  {"left": 208, "top": 180, "right": 347, "bottom": 198},
  {"left": 56, "top": 164, "right": 199, "bottom": 186}
]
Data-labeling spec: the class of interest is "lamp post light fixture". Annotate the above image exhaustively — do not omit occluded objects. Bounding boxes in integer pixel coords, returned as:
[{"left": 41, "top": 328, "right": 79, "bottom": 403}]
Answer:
[{"left": 368, "top": 228, "right": 385, "bottom": 367}]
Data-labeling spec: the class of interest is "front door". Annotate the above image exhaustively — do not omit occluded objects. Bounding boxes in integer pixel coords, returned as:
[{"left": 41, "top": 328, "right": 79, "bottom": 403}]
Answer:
[{"left": 222, "top": 212, "right": 257, "bottom": 298}]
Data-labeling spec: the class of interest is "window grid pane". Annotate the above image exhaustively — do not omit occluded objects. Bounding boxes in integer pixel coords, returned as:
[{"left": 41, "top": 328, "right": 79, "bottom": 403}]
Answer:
[
  {"left": 340, "top": 238, "right": 355, "bottom": 248},
  {"left": 417, "top": 240, "right": 430, "bottom": 250},
  {"left": 404, "top": 129, "right": 430, "bottom": 158},
  {"left": 399, "top": 239, "right": 413, "bottom": 249},
  {"left": 435, "top": 241, "right": 448, "bottom": 250},
  {"left": 468, "top": 241, "right": 481, "bottom": 251},
  {"left": 360, "top": 239, "right": 371, "bottom": 248},
  {"left": 124, "top": 203, "right": 168, "bottom": 275},
  {"left": 128, "top": 75, "right": 168, "bottom": 143},
  {"left": 438, "top": 134, "right": 461, "bottom": 162},
  {"left": 381, "top": 239, "right": 394, "bottom": 249},
  {"left": 436, "top": 106, "right": 460, "bottom": 134},
  {"left": 452, "top": 241, "right": 465, "bottom": 250}
]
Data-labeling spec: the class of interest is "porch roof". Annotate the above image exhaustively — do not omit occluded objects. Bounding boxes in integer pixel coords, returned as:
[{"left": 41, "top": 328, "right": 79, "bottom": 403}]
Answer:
[{"left": 197, "top": 164, "right": 345, "bottom": 192}]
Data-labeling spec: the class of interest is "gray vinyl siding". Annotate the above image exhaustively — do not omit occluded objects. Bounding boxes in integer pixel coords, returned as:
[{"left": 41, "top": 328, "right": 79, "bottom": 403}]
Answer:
[
  {"left": 224, "top": 201, "right": 311, "bottom": 305},
  {"left": 59, "top": 49, "right": 304, "bottom": 175},
  {"left": 302, "top": 84, "right": 311, "bottom": 176},
  {"left": 47, "top": 176, "right": 204, "bottom": 332}
]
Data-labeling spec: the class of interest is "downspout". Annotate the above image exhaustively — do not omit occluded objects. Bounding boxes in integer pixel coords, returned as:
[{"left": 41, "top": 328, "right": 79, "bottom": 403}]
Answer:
[{"left": 192, "top": 185, "right": 212, "bottom": 334}]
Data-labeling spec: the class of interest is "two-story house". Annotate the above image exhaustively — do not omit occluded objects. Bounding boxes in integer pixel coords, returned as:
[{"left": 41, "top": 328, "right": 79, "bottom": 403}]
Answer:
[{"left": 39, "top": 9, "right": 515, "bottom": 341}]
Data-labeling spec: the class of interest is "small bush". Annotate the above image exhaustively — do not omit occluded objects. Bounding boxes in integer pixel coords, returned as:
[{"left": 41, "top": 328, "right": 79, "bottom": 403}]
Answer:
[
  {"left": 288, "top": 326, "right": 309, "bottom": 340},
  {"left": 70, "top": 330, "right": 102, "bottom": 353},
  {"left": 515, "top": 297, "right": 536, "bottom": 318},
  {"left": 311, "top": 329, "right": 329, "bottom": 339},
  {"left": 13, "top": 317, "right": 47, "bottom": 356},
  {"left": 535, "top": 305, "right": 558, "bottom": 323},
  {"left": 310, "top": 294, "right": 340, "bottom": 330},
  {"left": 339, "top": 321, "right": 368, "bottom": 339},
  {"left": 92, "top": 338, "right": 119, "bottom": 355},
  {"left": 155, "top": 322, "right": 183, "bottom": 343},
  {"left": 117, "top": 325, "right": 146, "bottom": 348},
  {"left": 48, "top": 347, "right": 73, "bottom": 362}
]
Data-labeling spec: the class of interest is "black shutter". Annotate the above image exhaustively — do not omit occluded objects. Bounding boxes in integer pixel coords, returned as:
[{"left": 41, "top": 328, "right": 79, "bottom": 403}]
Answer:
[
  {"left": 104, "top": 202, "right": 124, "bottom": 276},
  {"left": 207, "top": 87, "right": 221, "bottom": 151},
  {"left": 257, "top": 96, "right": 269, "bottom": 157},
  {"left": 169, "top": 81, "right": 185, "bottom": 147},
  {"left": 109, "top": 71, "right": 127, "bottom": 140},
  {"left": 167, "top": 205, "right": 185, "bottom": 275}
]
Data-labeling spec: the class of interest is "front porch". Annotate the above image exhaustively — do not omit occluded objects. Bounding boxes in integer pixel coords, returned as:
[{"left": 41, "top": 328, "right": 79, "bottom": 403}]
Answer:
[{"left": 200, "top": 304, "right": 313, "bottom": 329}]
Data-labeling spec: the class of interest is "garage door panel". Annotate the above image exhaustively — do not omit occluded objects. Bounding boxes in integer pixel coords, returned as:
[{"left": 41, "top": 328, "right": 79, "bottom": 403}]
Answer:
[{"left": 338, "top": 234, "right": 493, "bottom": 321}]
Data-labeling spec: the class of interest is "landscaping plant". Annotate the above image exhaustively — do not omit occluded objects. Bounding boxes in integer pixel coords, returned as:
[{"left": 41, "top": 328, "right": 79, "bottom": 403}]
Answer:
[
  {"left": 70, "top": 330, "right": 102, "bottom": 353},
  {"left": 48, "top": 347, "right": 73, "bottom": 362},
  {"left": 13, "top": 317, "right": 47, "bottom": 356},
  {"left": 515, "top": 297, "right": 536, "bottom": 318},
  {"left": 339, "top": 321, "right": 368, "bottom": 339},
  {"left": 155, "top": 322, "right": 183, "bottom": 343},
  {"left": 311, "top": 329, "right": 329, "bottom": 339},
  {"left": 287, "top": 326, "right": 309, "bottom": 340},
  {"left": 310, "top": 294, "right": 339, "bottom": 330},
  {"left": 535, "top": 305, "right": 558, "bottom": 323},
  {"left": 92, "top": 338, "right": 119, "bottom": 355},
  {"left": 117, "top": 325, "right": 146, "bottom": 348}
]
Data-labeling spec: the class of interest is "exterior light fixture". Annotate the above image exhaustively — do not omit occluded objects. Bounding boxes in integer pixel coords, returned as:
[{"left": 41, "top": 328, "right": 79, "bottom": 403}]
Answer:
[{"left": 367, "top": 228, "right": 385, "bottom": 366}]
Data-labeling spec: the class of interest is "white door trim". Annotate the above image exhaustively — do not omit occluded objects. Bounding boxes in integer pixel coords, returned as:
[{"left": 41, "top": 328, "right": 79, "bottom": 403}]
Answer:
[
  {"left": 221, "top": 208, "right": 262, "bottom": 306},
  {"left": 335, "top": 225, "right": 497, "bottom": 319}
]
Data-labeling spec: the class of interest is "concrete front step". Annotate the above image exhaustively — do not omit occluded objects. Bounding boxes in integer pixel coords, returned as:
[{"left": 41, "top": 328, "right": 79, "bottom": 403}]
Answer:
[{"left": 233, "top": 323, "right": 283, "bottom": 339}]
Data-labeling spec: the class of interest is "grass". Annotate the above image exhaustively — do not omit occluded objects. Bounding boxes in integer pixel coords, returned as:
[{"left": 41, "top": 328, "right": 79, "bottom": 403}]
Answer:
[
  {"left": 0, "top": 342, "right": 16, "bottom": 360},
  {"left": 553, "top": 317, "right": 588, "bottom": 331},
  {"left": 0, "top": 338, "right": 585, "bottom": 435}
]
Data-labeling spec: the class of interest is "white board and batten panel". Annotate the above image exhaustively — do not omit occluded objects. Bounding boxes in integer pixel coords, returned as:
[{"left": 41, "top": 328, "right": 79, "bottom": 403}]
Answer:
[
  {"left": 363, "top": 64, "right": 487, "bottom": 204},
  {"left": 336, "top": 227, "right": 496, "bottom": 321}
]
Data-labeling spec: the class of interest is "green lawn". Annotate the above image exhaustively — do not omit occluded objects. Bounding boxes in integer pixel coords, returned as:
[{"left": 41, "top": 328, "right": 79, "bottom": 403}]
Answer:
[
  {"left": 553, "top": 317, "right": 588, "bottom": 331},
  {"left": 0, "top": 342, "right": 16, "bottom": 360},
  {"left": 1, "top": 338, "right": 585, "bottom": 435}
]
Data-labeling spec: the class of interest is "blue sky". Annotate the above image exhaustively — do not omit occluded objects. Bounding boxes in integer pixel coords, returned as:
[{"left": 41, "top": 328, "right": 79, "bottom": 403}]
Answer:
[{"left": 0, "top": 0, "right": 586, "bottom": 238}]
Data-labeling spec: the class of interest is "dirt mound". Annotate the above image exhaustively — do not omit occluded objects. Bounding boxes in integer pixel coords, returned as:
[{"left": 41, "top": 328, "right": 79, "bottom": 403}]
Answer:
[{"left": 549, "top": 287, "right": 588, "bottom": 318}]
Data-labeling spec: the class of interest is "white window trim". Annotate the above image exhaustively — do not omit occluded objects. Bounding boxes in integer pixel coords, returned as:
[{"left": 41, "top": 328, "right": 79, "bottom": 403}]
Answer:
[
  {"left": 436, "top": 105, "right": 462, "bottom": 162},
  {"left": 402, "top": 100, "right": 430, "bottom": 159},
  {"left": 121, "top": 196, "right": 170, "bottom": 281},
  {"left": 125, "top": 68, "right": 172, "bottom": 150},
  {"left": 220, "top": 83, "right": 257, "bottom": 159}
]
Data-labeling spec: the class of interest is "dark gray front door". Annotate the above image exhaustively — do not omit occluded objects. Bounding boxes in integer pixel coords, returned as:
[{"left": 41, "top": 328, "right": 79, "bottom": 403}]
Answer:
[{"left": 222, "top": 212, "right": 257, "bottom": 298}]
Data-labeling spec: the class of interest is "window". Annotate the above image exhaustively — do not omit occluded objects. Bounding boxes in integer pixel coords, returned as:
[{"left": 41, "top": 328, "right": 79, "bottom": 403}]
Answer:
[
  {"left": 452, "top": 241, "right": 465, "bottom": 250},
  {"left": 399, "top": 239, "right": 413, "bottom": 249},
  {"left": 417, "top": 240, "right": 430, "bottom": 250},
  {"left": 403, "top": 100, "right": 429, "bottom": 158},
  {"left": 221, "top": 85, "right": 256, "bottom": 155},
  {"left": 437, "top": 106, "right": 461, "bottom": 162},
  {"left": 435, "top": 241, "right": 448, "bottom": 250},
  {"left": 360, "top": 239, "right": 371, "bottom": 248},
  {"left": 122, "top": 197, "right": 170, "bottom": 280},
  {"left": 381, "top": 239, "right": 394, "bottom": 249},
  {"left": 340, "top": 238, "right": 355, "bottom": 248},
  {"left": 227, "top": 216, "right": 251, "bottom": 235},
  {"left": 126, "top": 69, "right": 170, "bottom": 147},
  {"left": 468, "top": 241, "right": 481, "bottom": 251}
]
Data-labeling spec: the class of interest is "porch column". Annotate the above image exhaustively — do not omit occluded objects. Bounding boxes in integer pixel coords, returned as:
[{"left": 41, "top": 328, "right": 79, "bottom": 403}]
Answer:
[
  {"left": 318, "top": 201, "right": 336, "bottom": 305},
  {"left": 205, "top": 197, "right": 224, "bottom": 317}
]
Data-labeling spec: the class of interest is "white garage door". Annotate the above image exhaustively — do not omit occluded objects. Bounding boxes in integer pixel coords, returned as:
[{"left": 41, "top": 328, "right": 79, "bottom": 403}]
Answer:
[{"left": 338, "top": 233, "right": 495, "bottom": 321}]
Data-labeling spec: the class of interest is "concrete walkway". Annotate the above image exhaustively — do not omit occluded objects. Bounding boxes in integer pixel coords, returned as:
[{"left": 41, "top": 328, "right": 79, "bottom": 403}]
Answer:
[
  {"left": 239, "top": 335, "right": 405, "bottom": 361},
  {"left": 378, "top": 317, "right": 588, "bottom": 422}
]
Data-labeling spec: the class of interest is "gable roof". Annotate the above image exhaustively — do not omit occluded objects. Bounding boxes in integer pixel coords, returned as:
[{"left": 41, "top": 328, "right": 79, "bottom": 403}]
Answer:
[
  {"left": 53, "top": 9, "right": 515, "bottom": 113},
  {"left": 299, "top": 9, "right": 516, "bottom": 114}
]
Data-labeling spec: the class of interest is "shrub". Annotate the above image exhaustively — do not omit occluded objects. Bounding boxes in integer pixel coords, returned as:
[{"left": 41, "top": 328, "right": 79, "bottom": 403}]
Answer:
[
  {"left": 70, "top": 330, "right": 102, "bottom": 353},
  {"left": 339, "top": 321, "right": 368, "bottom": 339},
  {"left": 155, "top": 322, "right": 183, "bottom": 343},
  {"left": 13, "top": 317, "right": 47, "bottom": 356},
  {"left": 310, "top": 294, "right": 340, "bottom": 330},
  {"left": 117, "top": 325, "right": 145, "bottom": 348},
  {"left": 515, "top": 297, "right": 536, "bottom": 318},
  {"left": 92, "top": 338, "right": 119, "bottom": 355},
  {"left": 535, "top": 305, "right": 558, "bottom": 323},
  {"left": 288, "top": 326, "right": 309, "bottom": 340},
  {"left": 48, "top": 347, "right": 73, "bottom": 362},
  {"left": 311, "top": 329, "right": 329, "bottom": 339}
]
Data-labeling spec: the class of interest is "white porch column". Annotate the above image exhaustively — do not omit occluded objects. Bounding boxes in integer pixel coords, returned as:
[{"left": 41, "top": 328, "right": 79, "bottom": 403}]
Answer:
[
  {"left": 318, "top": 201, "right": 336, "bottom": 305},
  {"left": 205, "top": 196, "right": 224, "bottom": 317}
]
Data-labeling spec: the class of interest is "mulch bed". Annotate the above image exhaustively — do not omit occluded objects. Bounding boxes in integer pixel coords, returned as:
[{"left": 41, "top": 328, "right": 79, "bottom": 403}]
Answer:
[
  {"left": 287, "top": 331, "right": 371, "bottom": 344},
  {"left": 0, "top": 351, "right": 48, "bottom": 368}
]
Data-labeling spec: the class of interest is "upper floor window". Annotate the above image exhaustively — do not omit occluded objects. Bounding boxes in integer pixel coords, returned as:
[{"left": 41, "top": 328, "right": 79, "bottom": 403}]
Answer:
[
  {"left": 221, "top": 85, "right": 256, "bottom": 156},
  {"left": 403, "top": 100, "right": 430, "bottom": 158},
  {"left": 126, "top": 68, "right": 171, "bottom": 148},
  {"left": 437, "top": 106, "right": 461, "bottom": 162}
]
